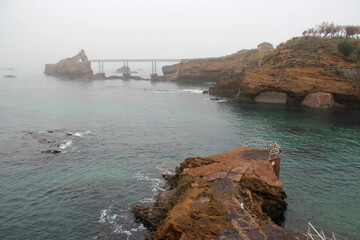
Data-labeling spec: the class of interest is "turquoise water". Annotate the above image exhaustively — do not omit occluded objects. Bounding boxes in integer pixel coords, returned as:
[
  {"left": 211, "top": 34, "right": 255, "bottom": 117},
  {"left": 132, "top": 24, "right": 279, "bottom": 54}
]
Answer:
[{"left": 0, "top": 69, "right": 359, "bottom": 239}]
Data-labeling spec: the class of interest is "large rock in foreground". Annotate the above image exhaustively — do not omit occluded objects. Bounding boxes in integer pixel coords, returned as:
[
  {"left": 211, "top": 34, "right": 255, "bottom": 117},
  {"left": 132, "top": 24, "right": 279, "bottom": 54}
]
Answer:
[
  {"left": 45, "top": 49, "right": 93, "bottom": 79},
  {"left": 132, "top": 145, "right": 306, "bottom": 240}
]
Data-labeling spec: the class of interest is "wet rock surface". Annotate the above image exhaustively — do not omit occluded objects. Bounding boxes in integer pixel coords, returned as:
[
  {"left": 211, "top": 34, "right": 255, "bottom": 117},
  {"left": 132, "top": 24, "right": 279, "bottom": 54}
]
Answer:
[{"left": 132, "top": 146, "right": 306, "bottom": 240}]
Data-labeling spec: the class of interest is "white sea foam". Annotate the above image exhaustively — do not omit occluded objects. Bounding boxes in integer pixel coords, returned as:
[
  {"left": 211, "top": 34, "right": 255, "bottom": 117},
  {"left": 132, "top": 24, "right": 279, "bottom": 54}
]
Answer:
[
  {"left": 135, "top": 172, "right": 165, "bottom": 194},
  {"left": 156, "top": 164, "right": 176, "bottom": 176},
  {"left": 214, "top": 99, "right": 228, "bottom": 103},
  {"left": 59, "top": 140, "right": 72, "bottom": 150},
  {"left": 99, "top": 206, "right": 146, "bottom": 240},
  {"left": 179, "top": 89, "right": 204, "bottom": 94},
  {"left": 98, "top": 209, "right": 107, "bottom": 223},
  {"left": 73, "top": 130, "right": 91, "bottom": 137},
  {"left": 149, "top": 89, "right": 204, "bottom": 94}
]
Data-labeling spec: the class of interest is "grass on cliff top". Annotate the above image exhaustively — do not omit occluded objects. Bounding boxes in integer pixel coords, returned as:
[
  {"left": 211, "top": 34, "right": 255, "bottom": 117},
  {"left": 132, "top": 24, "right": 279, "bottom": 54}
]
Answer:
[{"left": 279, "top": 38, "right": 360, "bottom": 62}]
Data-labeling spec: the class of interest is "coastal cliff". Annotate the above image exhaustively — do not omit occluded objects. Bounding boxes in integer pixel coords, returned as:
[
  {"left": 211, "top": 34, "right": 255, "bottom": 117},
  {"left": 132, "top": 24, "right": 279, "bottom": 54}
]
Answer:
[
  {"left": 45, "top": 50, "right": 93, "bottom": 79},
  {"left": 162, "top": 43, "right": 274, "bottom": 82},
  {"left": 132, "top": 145, "right": 306, "bottom": 240},
  {"left": 209, "top": 38, "right": 360, "bottom": 108}
]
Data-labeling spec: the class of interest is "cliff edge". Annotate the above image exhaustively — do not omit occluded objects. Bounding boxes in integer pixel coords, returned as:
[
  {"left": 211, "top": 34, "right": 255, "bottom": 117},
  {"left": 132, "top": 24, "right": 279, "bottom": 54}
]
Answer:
[
  {"left": 132, "top": 144, "right": 306, "bottom": 240},
  {"left": 45, "top": 49, "right": 93, "bottom": 79},
  {"left": 162, "top": 43, "right": 274, "bottom": 82},
  {"left": 210, "top": 38, "right": 360, "bottom": 108}
]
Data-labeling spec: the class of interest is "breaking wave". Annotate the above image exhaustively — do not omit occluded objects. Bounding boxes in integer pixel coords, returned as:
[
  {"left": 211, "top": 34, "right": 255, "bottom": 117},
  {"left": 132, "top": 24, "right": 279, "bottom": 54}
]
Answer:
[
  {"left": 59, "top": 140, "right": 72, "bottom": 150},
  {"left": 98, "top": 206, "right": 146, "bottom": 240},
  {"left": 146, "top": 89, "right": 204, "bottom": 94},
  {"left": 134, "top": 172, "right": 165, "bottom": 195}
]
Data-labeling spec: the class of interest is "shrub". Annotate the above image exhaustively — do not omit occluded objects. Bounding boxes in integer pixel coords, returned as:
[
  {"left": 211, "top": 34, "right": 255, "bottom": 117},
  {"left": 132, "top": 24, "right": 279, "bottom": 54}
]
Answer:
[{"left": 338, "top": 41, "right": 354, "bottom": 56}]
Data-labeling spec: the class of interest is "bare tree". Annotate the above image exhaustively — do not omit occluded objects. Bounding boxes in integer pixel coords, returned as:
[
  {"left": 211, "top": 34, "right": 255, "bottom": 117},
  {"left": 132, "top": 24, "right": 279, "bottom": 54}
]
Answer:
[{"left": 302, "top": 23, "right": 360, "bottom": 39}]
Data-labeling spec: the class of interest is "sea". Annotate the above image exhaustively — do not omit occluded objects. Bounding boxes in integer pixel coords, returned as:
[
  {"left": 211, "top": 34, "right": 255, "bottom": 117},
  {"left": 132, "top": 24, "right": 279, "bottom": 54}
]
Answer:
[{"left": 0, "top": 65, "right": 359, "bottom": 240}]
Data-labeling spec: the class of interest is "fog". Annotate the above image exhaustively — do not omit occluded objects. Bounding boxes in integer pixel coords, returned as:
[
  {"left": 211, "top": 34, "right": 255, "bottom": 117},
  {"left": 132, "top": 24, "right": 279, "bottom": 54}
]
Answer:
[{"left": 1, "top": 0, "right": 359, "bottom": 70}]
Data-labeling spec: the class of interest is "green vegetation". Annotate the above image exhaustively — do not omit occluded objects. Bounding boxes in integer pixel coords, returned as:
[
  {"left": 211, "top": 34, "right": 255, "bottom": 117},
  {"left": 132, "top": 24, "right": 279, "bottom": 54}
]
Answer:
[
  {"left": 276, "top": 38, "right": 360, "bottom": 62},
  {"left": 338, "top": 41, "right": 354, "bottom": 56}
]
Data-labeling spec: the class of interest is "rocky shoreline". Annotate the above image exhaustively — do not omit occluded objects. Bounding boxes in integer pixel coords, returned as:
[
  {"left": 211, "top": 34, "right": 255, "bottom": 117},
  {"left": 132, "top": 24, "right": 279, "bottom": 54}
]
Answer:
[
  {"left": 209, "top": 38, "right": 360, "bottom": 109},
  {"left": 132, "top": 144, "right": 306, "bottom": 240}
]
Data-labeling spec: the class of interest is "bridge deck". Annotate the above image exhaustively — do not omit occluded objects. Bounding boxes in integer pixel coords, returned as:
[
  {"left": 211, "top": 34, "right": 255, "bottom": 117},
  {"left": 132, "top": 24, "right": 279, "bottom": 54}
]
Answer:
[{"left": 90, "top": 59, "right": 183, "bottom": 63}]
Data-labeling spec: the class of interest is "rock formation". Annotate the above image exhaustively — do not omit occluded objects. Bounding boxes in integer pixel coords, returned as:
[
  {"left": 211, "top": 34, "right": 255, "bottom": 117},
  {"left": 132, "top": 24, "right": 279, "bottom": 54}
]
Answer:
[
  {"left": 162, "top": 43, "right": 274, "bottom": 82},
  {"left": 132, "top": 145, "right": 306, "bottom": 240},
  {"left": 209, "top": 38, "right": 360, "bottom": 108},
  {"left": 3, "top": 75, "right": 16, "bottom": 78},
  {"left": 45, "top": 49, "right": 93, "bottom": 79},
  {"left": 301, "top": 92, "right": 336, "bottom": 108}
]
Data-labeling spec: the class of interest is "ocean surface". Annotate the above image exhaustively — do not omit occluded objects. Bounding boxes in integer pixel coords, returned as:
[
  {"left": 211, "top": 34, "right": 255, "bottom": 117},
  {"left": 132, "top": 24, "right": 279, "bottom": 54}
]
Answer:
[{"left": 0, "top": 67, "right": 359, "bottom": 240}]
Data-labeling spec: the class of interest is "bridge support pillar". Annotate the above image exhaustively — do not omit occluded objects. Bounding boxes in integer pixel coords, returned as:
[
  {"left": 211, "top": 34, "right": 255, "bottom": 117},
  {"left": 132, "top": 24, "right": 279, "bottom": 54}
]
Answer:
[{"left": 150, "top": 73, "right": 158, "bottom": 80}]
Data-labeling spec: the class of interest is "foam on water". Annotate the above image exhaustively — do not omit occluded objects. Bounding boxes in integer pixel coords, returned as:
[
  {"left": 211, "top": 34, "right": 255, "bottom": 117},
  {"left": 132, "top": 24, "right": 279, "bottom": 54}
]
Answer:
[
  {"left": 147, "top": 88, "right": 204, "bottom": 94},
  {"left": 98, "top": 205, "right": 146, "bottom": 240},
  {"left": 134, "top": 172, "right": 165, "bottom": 195},
  {"left": 59, "top": 140, "right": 72, "bottom": 150},
  {"left": 72, "top": 130, "right": 92, "bottom": 137}
]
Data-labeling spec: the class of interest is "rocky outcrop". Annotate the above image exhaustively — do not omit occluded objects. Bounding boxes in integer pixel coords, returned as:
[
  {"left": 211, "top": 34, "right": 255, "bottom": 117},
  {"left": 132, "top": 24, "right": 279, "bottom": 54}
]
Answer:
[
  {"left": 301, "top": 92, "right": 336, "bottom": 108},
  {"left": 45, "top": 49, "right": 93, "bottom": 79},
  {"left": 3, "top": 75, "right": 16, "bottom": 78},
  {"left": 132, "top": 146, "right": 306, "bottom": 240},
  {"left": 162, "top": 43, "right": 274, "bottom": 82},
  {"left": 209, "top": 38, "right": 360, "bottom": 108}
]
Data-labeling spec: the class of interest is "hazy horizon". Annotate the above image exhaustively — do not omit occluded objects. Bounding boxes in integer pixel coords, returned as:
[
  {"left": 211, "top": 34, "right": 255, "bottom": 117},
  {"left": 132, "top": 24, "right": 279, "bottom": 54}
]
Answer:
[{"left": 1, "top": 0, "right": 360, "bottom": 69}]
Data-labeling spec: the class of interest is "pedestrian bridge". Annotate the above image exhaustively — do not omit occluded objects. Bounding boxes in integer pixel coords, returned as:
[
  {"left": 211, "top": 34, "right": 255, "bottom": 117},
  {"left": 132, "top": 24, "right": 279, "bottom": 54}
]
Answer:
[{"left": 89, "top": 58, "right": 185, "bottom": 79}]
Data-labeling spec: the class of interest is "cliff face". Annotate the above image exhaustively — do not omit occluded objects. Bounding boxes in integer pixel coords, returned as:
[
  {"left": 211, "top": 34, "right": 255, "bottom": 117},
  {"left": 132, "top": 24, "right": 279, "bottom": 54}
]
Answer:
[
  {"left": 162, "top": 43, "right": 274, "bottom": 82},
  {"left": 210, "top": 39, "right": 360, "bottom": 107},
  {"left": 45, "top": 50, "right": 93, "bottom": 79},
  {"left": 132, "top": 146, "right": 306, "bottom": 240}
]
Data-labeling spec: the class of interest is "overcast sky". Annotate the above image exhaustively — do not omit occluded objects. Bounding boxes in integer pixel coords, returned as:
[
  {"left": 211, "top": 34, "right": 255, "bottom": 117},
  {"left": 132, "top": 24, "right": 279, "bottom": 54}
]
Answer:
[{"left": 0, "top": 0, "right": 359, "bottom": 68}]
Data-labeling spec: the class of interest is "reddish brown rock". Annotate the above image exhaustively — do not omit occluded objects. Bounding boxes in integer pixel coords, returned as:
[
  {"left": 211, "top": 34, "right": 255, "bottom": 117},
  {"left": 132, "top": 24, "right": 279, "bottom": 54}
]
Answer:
[
  {"left": 132, "top": 145, "right": 306, "bottom": 240},
  {"left": 45, "top": 49, "right": 93, "bottom": 79},
  {"left": 162, "top": 43, "right": 274, "bottom": 82},
  {"left": 210, "top": 38, "right": 360, "bottom": 107},
  {"left": 301, "top": 92, "right": 335, "bottom": 108}
]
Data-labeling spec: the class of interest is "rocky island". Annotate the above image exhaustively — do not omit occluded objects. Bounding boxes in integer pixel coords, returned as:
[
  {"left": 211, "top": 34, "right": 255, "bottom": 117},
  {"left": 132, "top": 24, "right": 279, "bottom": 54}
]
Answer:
[
  {"left": 45, "top": 49, "right": 93, "bottom": 79},
  {"left": 132, "top": 143, "right": 306, "bottom": 240}
]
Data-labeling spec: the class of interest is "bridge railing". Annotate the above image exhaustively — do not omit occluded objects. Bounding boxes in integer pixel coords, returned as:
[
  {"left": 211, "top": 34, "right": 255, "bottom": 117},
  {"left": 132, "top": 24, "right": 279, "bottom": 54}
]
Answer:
[
  {"left": 307, "top": 222, "right": 347, "bottom": 240},
  {"left": 243, "top": 139, "right": 281, "bottom": 159}
]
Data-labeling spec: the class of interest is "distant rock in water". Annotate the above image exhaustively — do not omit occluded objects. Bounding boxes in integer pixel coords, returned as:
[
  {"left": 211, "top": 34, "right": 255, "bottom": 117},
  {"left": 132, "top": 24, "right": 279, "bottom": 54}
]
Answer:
[
  {"left": 3, "top": 75, "right": 16, "bottom": 78},
  {"left": 0, "top": 68, "right": 14, "bottom": 70},
  {"left": 45, "top": 49, "right": 93, "bottom": 79}
]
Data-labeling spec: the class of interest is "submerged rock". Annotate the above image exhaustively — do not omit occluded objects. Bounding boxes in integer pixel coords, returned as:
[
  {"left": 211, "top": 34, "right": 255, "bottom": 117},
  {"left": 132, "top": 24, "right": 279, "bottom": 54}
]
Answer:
[{"left": 45, "top": 49, "right": 93, "bottom": 79}]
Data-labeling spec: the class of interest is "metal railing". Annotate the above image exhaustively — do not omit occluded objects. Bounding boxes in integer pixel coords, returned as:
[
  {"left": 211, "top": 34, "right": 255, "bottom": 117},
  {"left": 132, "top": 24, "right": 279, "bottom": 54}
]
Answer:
[
  {"left": 307, "top": 222, "right": 347, "bottom": 240},
  {"left": 243, "top": 139, "right": 281, "bottom": 159}
]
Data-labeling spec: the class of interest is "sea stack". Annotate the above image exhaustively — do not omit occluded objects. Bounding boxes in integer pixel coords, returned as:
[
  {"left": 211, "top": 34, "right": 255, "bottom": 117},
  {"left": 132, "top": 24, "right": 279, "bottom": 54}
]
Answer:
[{"left": 45, "top": 49, "right": 93, "bottom": 79}]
